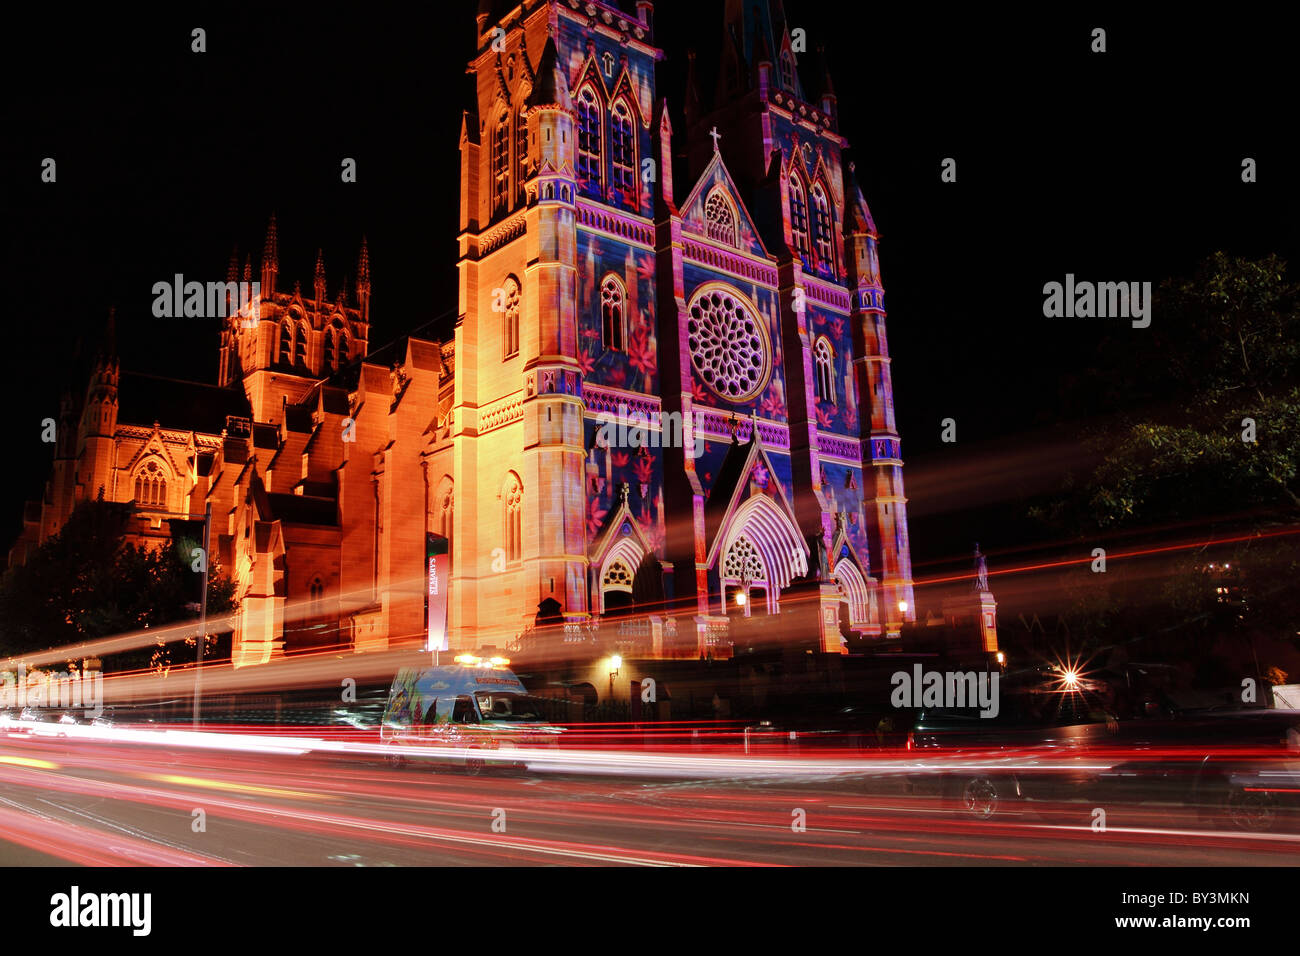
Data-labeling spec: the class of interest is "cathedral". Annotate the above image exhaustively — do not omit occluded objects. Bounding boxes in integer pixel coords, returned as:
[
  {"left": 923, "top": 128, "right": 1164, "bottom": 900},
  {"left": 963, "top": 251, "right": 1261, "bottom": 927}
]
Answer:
[{"left": 11, "top": 0, "right": 916, "bottom": 667}]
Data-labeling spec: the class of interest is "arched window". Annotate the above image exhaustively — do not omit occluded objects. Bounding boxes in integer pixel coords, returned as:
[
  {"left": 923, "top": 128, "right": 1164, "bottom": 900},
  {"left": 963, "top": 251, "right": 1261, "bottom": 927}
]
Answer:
[
  {"left": 279, "top": 321, "right": 293, "bottom": 365},
  {"left": 610, "top": 100, "right": 635, "bottom": 205},
  {"left": 502, "top": 472, "right": 523, "bottom": 563},
  {"left": 492, "top": 109, "right": 510, "bottom": 212},
  {"left": 788, "top": 174, "right": 811, "bottom": 262},
  {"left": 295, "top": 323, "right": 309, "bottom": 368},
  {"left": 501, "top": 276, "right": 521, "bottom": 359},
  {"left": 576, "top": 86, "right": 602, "bottom": 194},
  {"left": 814, "top": 337, "right": 835, "bottom": 404},
  {"left": 811, "top": 183, "right": 834, "bottom": 266},
  {"left": 600, "top": 274, "right": 625, "bottom": 351},
  {"left": 323, "top": 319, "right": 345, "bottom": 371},
  {"left": 780, "top": 52, "right": 796, "bottom": 92},
  {"left": 704, "top": 189, "right": 737, "bottom": 246},
  {"left": 516, "top": 110, "right": 529, "bottom": 197},
  {"left": 435, "top": 479, "right": 454, "bottom": 559},
  {"left": 133, "top": 460, "right": 168, "bottom": 509}
]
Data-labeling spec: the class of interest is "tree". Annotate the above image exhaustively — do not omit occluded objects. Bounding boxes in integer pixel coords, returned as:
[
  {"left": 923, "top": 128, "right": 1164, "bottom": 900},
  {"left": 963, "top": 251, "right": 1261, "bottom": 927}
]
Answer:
[
  {"left": 1032, "top": 253, "right": 1300, "bottom": 686},
  {"left": 0, "top": 500, "right": 238, "bottom": 672}
]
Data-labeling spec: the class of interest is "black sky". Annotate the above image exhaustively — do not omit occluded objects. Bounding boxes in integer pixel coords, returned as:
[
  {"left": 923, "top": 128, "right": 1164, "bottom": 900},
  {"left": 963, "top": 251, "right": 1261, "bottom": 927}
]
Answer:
[{"left": 3, "top": 3, "right": 1296, "bottom": 577}]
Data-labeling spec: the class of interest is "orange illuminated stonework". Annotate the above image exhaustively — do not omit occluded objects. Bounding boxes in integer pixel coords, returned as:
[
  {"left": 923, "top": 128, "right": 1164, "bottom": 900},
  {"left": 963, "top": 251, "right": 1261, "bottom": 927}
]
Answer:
[{"left": 13, "top": 1, "right": 921, "bottom": 666}]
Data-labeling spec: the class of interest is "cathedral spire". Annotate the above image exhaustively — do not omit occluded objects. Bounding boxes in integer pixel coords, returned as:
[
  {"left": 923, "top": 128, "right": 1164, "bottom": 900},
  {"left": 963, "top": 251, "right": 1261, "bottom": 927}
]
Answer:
[
  {"left": 526, "top": 33, "right": 571, "bottom": 111},
  {"left": 261, "top": 213, "right": 279, "bottom": 297},
  {"left": 101, "top": 306, "right": 117, "bottom": 363},
  {"left": 815, "top": 44, "right": 837, "bottom": 122},
  {"left": 684, "top": 49, "right": 701, "bottom": 129},
  {"left": 356, "top": 237, "right": 371, "bottom": 323},
  {"left": 844, "top": 161, "right": 877, "bottom": 237},
  {"left": 314, "top": 248, "right": 327, "bottom": 304},
  {"left": 519, "top": 28, "right": 536, "bottom": 86},
  {"left": 226, "top": 245, "right": 240, "bottom": 315}
]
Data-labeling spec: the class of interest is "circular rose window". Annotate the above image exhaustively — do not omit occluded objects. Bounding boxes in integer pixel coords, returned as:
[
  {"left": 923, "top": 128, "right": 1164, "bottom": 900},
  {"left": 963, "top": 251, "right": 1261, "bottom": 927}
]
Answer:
[{"left": 687, "top": 285, "right": 771, "bottom": 402}]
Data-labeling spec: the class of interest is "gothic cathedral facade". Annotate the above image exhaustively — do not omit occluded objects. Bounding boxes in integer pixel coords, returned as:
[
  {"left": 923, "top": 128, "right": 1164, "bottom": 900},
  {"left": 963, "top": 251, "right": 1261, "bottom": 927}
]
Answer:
[{"left": 12, "top": 0, "right": 916, "bottom": 665}]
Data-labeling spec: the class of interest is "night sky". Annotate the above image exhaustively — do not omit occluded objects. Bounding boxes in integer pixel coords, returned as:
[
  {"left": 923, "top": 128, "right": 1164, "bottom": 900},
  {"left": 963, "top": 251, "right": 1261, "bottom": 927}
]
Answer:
[{"left": 4, "top": 4, "right": 1296, "bottom": 599}]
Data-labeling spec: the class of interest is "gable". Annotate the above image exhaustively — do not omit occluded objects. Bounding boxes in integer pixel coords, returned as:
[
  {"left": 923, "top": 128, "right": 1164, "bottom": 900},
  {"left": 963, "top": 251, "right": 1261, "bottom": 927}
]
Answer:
[{"left": 679, "top": 151, "right": 768, "bottom": 258}]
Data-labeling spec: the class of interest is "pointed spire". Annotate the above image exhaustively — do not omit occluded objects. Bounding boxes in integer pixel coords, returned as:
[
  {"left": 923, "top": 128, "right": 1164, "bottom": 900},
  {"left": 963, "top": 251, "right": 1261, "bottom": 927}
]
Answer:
[
  {"left": 519, "top": 27, "right": 536, "bottom": 86},
  {"left": 104, "top": 306, "right": 117, "bottom": 358},
  {"left": 356, "top": 237, "right": 371, "bottom": 323},
  {"left": 261, "top": 213, "right": 279, "bottom": 296},
  {"left": 526, "top": 33, "right": 571, "bottom": 110},
  {"left": 684, "top": 49, "right": 701, "bottom": 128},
  {"left": 227, "top": 246, "right": 240, "bottom": 315},
  {"left": 314, "top": 248, "right": 327, "bottom": 304},
  {"left": 844, "top": 160, "right": 877, "bottom": 236},
  {"left": 816, "top": 43, "right": 835, "bottom": 98},
  {"left": 243, "top": 255, "right": 252, "bottom": 286},
  {"left": 755, "top": 23, "right": 772, "bottom": 66}
]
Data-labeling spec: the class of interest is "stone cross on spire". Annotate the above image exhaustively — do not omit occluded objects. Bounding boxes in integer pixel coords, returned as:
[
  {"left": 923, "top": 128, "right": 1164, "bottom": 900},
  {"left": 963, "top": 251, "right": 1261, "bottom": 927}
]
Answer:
[{"left": 709, "top": 126, "right": 721, "bottom": 152}]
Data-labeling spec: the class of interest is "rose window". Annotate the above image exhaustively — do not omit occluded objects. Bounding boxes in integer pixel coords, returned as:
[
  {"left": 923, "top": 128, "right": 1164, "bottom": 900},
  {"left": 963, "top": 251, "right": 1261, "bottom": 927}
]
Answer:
[{"left": 687, "top": 287, "right": 770, "bottom": 401}]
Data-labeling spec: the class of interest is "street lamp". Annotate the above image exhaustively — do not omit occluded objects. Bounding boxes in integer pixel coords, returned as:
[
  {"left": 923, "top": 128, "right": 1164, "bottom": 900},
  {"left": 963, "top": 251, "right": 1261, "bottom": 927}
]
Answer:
[
  {"left": 608, "top": 654, "right": 622, "bottom": 699},
  {"left": 897, "top": 600, "right": 908, "bottom": 614}
]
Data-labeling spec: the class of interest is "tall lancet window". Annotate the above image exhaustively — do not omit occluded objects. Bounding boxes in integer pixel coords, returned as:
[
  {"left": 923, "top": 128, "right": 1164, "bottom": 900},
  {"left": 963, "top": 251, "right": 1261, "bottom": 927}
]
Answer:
[
  {"left": 811, "top": 183, "right": 834, "bottom": 266},
  {"left": 502, "top": 472, "right": 523, "bottom": 563},
  {"left": 501, "top": 276, "right": 521, "bottom": 359},
  {"left": 577, "top": 86, "right": 602, "bottom": 194},
  {"left": 788, "top": 174, "right": 811, "bottom": 262},
  {"left": 492, "top": 109, "right": 510, "bottom": 212},
  {"left": 134, "top": 460, "right": 168, "bottom": 509},
  {"left": 279, "top": 321, "right": 293, "bottom": 365},
  {"left": 600, "top": 274, "right": 625, "bottom": 352},
  {"left": 324, "top": 319, "right": 346, "bottom": 371},
  {"left": 295, "top": 322, "right": 309, "bottom": 368},
  {"left": 814, "top": 337, "right": 835, "bottom": 404},
  {"left": 780, "top": 52, "right": 796, "bottom": 92},
  {"left": 610, "top": 100, "right": 635, "bottom": 204}
]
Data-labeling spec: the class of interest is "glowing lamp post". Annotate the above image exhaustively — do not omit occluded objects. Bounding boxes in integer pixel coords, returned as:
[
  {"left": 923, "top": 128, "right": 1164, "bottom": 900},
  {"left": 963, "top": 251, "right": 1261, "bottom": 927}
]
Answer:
[
  {"left": 738, "top": 571, "right": 753, "bottom": 618},
  {"left": 608, "top": 654, "right": 622, "bottom": 699}
]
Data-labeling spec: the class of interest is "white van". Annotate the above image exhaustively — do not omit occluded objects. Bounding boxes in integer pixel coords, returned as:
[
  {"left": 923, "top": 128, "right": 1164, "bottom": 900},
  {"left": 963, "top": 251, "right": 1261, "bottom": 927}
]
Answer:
[{"left": 380, "top": 655, "right": 560, "bottom": 774}]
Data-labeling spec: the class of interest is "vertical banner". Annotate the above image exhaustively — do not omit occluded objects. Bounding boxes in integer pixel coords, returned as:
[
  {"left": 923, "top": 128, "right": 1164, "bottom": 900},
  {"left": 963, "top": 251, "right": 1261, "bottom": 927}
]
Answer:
[{"left": 426, "top": 532, "right": 449, "bottom": 652}]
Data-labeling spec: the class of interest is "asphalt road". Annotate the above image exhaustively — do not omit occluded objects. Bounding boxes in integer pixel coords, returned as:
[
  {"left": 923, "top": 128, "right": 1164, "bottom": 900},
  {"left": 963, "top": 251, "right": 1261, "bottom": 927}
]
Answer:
[{"left": 0, "top": 732, "right": 1296, "bottom": 866}]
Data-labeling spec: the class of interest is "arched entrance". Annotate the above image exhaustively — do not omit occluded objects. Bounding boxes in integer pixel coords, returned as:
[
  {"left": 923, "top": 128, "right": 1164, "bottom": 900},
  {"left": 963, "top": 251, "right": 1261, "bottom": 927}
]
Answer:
[{"left": 716, "top": 495, "right": 808, "bottom": 616}]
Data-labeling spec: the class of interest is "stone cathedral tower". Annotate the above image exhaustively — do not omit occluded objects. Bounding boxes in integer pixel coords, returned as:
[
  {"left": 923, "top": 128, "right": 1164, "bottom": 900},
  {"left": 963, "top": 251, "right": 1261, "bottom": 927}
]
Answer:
[
  {"left": 453, "top": 0, "right": 916, "bottom": 653},
  {"left": 14, "top": 0, "right": 919, "bottom": 668}
]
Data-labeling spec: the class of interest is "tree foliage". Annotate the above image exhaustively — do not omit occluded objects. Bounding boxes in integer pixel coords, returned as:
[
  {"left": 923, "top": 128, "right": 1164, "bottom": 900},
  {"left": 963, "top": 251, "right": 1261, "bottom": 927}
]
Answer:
[
  {"left": 0, "top": 500, "right": 238, "bottom": 672},
  {"left": 1031, "top": 253, "right": 1300, "bottom": 686}
]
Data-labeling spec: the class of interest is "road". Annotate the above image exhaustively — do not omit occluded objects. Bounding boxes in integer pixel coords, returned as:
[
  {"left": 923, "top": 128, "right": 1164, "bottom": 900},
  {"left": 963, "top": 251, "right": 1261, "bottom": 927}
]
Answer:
[{"left": 0, "top": 730, "right": 1297, "bottom": 866}]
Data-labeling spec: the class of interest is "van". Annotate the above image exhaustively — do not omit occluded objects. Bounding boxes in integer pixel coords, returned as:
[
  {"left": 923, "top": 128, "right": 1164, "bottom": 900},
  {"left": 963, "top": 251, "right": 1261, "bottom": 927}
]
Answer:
[{"left": 380, "top": 655, "right": 561, "bottom": 774}]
